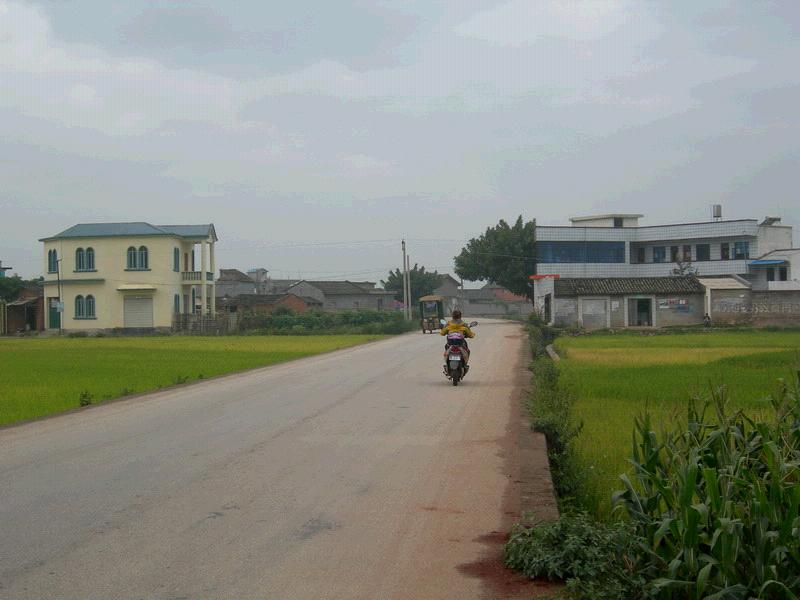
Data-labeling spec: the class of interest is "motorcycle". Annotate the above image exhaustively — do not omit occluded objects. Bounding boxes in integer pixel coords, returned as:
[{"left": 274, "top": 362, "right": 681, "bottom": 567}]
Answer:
[{"left": 440, "top": 319, "right": 478, "bottom": 386}]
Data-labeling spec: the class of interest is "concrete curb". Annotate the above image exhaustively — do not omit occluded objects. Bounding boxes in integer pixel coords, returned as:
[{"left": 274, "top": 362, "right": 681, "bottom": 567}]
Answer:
[
  {"left": 517, "top": 338, "right": 560, "bottom": 525},
  {"left": 545, "top": 344, "right": 560, "bottom": 361}
]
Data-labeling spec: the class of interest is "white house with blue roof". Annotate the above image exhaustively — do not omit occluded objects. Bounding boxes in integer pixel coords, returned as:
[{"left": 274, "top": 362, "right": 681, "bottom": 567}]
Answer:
[{"left": 39, "top": 222, "right": 217, "bottom": 331}]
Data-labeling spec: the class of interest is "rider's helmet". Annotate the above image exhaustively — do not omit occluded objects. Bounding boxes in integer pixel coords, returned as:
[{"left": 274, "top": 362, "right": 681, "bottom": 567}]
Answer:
[{"left": 452, "top": 309, "right": 462, "bottom": 320}]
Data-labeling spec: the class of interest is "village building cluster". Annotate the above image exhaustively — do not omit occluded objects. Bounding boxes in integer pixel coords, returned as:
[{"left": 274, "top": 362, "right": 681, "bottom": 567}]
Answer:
[{"left": 1, "top": 207, "right": 799, "bottom": 334}]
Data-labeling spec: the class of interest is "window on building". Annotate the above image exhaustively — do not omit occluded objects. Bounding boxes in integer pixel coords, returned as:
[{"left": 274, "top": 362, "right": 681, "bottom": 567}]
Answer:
[
  {"left": 191, "top": 288, "right": 197, "bottom": 314},
  {"left": 613, "top": 217, "right": 623, "bottom": 228},
  {"left": 653, "top": 247, "right": 666, "bottom": 263},
  {"left": 683, "top": 245, "right": 692, "bottom": 261},
  {"left": 536, "top": 241, "right": 625, "bottom": 263},
  {"left": 48, "top": 249, "right": 58, "bottom": 273},
  {"left": 734, "top": 241, "right": 749, "bottom": 259},
  {"left": 779, "top": 266, "right": 788, "bottom": 281},
  {"left": 696, "top": 244, "right": 710, "bottom": 261},
  {"left": 174, "top": 294, "right": 181, "bottom": 314},
  {"left": 75, "top": 248, "right": 85, "bottom": 271},
  {"left": 721, "top": 243, "right": 730, "bottom": 260},
  {"left": 86, "top": 248, "right": 95, "bottom": 270},
  {"left": 74, "top": 295, "right": 85, "bottom": 318},
  {"left": 636, "top": 247, "right": 646, "bottom": 264},
  {"left": 86, "top": 295, "right": 95, "bottom": 318},
  {"left": 767, "top": 267, "right": 775, "bottom": 281},
  {"left": 138, "top": 246, "right": 149, "bottom": 269},
  {"left": 670, "top": 246, "right": 679, "bottom": 262},
  {"left": 173, "top": 248, "right": 180, "bottom": 272},
  {"left": 127, "top": 246, "right": 138, "bottom": 269}
]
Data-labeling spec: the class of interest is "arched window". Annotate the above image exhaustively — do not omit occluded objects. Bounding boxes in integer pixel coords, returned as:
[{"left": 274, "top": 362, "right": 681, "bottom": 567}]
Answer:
[
  {"left": 174, "top": 294, "right": 180, "bottom": 314},
  {"left": 85, "top": 295, "right": 96, "bottom": 318},
  {"left": 173, "top": 247, "right": 180, "bottom": 272},
  {"left": 138, "top": 246, "right": 149, "bottom": 270},
  {"left": 75, "top": 248, "right": 85, "bottom": 271},
  {"left": 74, "top": 295, "right": 85, "bottom": 318},
  {"left": 85, "top": 248, "right": 95, "bottom": 270},
  {"left": 127, "top": 246, "right": 137, "bottom": 269},
  {"left": 48, "top": 249, "right": 58, "bottom": 273}
]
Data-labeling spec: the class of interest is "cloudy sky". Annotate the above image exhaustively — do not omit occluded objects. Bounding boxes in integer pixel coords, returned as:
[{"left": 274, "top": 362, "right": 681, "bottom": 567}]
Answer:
[{"left": 2, "top": 0, "right": 798, "bottom": 280}]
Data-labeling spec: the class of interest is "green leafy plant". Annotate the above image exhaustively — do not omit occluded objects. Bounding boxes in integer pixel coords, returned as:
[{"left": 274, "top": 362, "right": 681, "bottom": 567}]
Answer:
[
  {"left": 78, "top": 390, "right": 92, "bottom": 406},
  {"left": 505, "top": 512, "right": 642, "bottom": 599},
  {"left": 614, "top": 382, "right": 800, "bottom": 599}
]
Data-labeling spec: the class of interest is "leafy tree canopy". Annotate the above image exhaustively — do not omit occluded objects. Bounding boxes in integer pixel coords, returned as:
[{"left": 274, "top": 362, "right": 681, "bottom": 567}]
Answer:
[
  {"left": 382, "top": 264, "right": 442, "bottom": 304},
  {"left": 0, "top": 275, "right": 43, "bottom": 302},
  {"left": 454, "top": 216, "right": 536, "bottom": 300}
]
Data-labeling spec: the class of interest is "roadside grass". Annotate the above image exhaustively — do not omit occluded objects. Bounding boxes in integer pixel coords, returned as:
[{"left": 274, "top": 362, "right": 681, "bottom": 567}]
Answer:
[
  {"left": 554, "top": 331, "right": 800, "bottom": 517},
  {"left": 0, "top": 335, "right": 384, "bottom": 427}
]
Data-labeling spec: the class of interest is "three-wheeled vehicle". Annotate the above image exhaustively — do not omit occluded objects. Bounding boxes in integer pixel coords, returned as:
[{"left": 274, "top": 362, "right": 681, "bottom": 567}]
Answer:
[{"left": 418, "top": 295, "right": 445, "bottom": 333}]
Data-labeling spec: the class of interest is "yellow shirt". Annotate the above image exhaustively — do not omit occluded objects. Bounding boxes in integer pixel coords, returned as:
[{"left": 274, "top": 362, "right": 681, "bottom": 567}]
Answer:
[{"left": 440, "top": 320, "right": 475, "bottom": 338}]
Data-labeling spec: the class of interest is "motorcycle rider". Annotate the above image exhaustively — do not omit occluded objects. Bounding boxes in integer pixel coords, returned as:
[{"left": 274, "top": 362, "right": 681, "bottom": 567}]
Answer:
[{"left": 440, "top": 309, "right": 475, "bottom": 371}]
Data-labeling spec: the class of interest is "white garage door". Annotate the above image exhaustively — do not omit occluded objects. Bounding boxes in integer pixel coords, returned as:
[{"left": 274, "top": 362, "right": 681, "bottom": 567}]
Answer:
[{"left": 123, "top": 296, "right": 153, "bottom": 328}]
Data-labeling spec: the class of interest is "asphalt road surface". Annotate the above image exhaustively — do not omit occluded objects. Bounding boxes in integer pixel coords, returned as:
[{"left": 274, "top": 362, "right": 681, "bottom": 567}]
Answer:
[{"left": 0, "top": 320, "right": 534, "bottom": 599}]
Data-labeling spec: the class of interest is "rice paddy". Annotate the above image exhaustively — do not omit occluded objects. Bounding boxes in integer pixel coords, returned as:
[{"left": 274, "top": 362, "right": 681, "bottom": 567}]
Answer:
[
  {"left": 554, "top": 330, "right": 800, "bottom": 516},
  {"left": 0, "top": 335, "right": 384, "bottom": 427}
]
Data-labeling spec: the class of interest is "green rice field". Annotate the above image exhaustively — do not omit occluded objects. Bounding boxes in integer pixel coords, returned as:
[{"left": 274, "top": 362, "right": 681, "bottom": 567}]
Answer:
[
  {"left": 554, "top": 330, "right": 800, "bottom": 517},
  {"left": 0, "top": 335, "right": 384, "bottom": 427}
]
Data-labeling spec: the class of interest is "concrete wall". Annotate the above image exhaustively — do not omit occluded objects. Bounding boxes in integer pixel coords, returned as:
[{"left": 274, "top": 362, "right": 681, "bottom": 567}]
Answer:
[
  {"left": 655, "top": 294, "right": 704, "bottom": 327},
  {"left": 324, "top": 293, "right": 390, "bottom": 311},
  {"left": 750, "top": 291, "right": 800, "bottom": 326},
  {"left": 553, "top": 298, "right": 578, "bottom": 327},
  {"left": 216, "top": 280, "right": 255, "bottom": 298},
  {"left": 462, "top": 300, "right": 533, "bottom": 317},
  {"left": 709, "top": 289, "right": 752, "bottom": 325},
  {"left": 756, "top": 225, "right": 793, "bottom": 256}
]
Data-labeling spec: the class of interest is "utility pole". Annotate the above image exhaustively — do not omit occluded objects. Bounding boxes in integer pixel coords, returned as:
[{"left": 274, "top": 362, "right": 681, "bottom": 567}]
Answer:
[
  {"left": 406, "top": 253, "right": 412, "bottom": 321},
  {"left": 401, "top": 240, "right": 409, "bottom": 320}
]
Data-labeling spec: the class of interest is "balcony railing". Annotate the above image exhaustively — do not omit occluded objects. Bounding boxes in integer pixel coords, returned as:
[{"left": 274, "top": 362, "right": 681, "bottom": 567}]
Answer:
[
  {"left": 182, "top": 271, "right": 214, "bottom": 282},
  {"left": 767, "top": 280, "right": 800, "bottom": 291}
]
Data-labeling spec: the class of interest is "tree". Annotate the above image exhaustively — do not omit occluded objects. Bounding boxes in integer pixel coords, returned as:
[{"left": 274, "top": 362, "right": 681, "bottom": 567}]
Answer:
[
  {"left": 0, "top": 275, "right": 43, "bottom": 302},
  {"left": 454, "top": 216, "right": 536, "bottom": 301},
  {"left": 381, "top": 264, "right": 442, "bottom": 304},
  {"left": 672, "top": 258, "right": 698, "bottom": 277}
]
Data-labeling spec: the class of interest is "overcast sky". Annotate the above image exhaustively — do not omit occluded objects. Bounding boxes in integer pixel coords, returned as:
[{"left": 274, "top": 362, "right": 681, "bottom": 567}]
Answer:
[{"left": 1, "top": 0, "right": 798, "bottom": 280}]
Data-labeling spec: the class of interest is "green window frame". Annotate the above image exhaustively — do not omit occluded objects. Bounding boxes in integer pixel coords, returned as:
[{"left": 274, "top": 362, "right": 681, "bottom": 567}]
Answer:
[
  {"left": 74, "top": 295, "right": 85, "bottom": 318},
  {"left": 174, "top": 294, "right": 180, "bottom": 314},
  {"left": 127, "top": 246, "right": 137, "bottom": 269},
  {"left": 75, "top": 248, "right": 85, "bottom": 271},
  {"left": 48, "top": 249, "right": 58, "bottom": 273},
  {"left": 173, "top": 247, "right": 180, "bottom": 272},
  {"left": 86, "top": 295, "right": 96, "bottom": 318},
  {"left": 86, "top": 248, "right": 95, "bottom": 270},
  {"left": 138, "top": 246, "right": 149, "bottom": 270}
]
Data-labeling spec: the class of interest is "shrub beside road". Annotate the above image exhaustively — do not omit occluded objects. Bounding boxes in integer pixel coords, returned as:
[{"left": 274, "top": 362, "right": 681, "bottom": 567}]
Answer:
[{"left": 0, "top": 335, "right": 384, "bottom": 426}]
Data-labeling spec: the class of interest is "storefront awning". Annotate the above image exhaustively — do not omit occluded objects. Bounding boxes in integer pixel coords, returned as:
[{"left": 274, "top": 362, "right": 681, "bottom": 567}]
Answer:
[{"left": 750, "top": 259, "right": 787, "bottom": 265}]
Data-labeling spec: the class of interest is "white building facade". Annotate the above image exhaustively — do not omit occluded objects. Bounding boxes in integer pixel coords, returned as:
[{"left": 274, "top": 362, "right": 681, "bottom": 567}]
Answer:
[
  {"left": 535, "top": 214, "right": 793, "bottom": 279},
  {"left": 40, "top": 223, "right": 217, "bottom": 331}
]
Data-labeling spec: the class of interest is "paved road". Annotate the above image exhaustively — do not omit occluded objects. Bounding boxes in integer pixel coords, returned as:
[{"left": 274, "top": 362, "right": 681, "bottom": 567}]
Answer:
[{"left": 0, "top": 320, "right": 532, "bottom": 599}]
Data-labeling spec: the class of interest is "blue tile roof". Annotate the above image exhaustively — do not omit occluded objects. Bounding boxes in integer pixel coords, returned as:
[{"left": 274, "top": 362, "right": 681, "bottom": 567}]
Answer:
[{"left": 40, "top": 222, "right": 216, "bottom": 241}]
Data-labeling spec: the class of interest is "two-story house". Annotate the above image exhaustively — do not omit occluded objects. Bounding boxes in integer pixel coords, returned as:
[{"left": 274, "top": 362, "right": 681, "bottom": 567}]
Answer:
[{"left": 40, "top": 222, "right": 217, "bottom": 331}]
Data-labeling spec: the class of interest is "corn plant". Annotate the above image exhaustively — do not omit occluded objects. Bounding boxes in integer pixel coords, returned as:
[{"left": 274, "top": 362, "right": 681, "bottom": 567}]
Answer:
[{"left": 614, "top": 378, "right": 800, "bottom": 599}]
